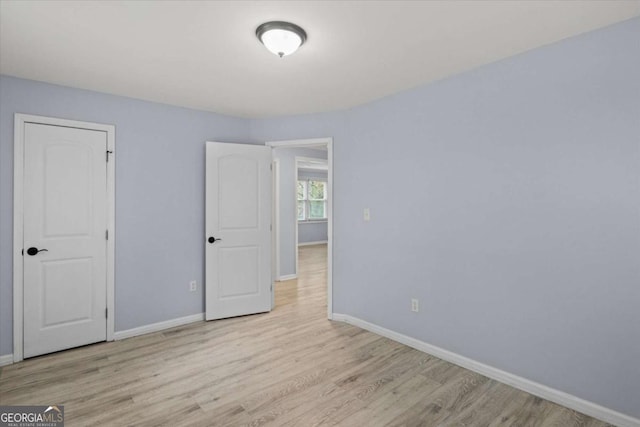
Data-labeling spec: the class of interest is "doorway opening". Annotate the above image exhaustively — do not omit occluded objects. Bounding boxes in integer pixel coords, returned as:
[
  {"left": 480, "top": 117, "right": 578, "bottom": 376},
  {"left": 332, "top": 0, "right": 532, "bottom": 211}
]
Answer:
[
  {"left": 295, "top": 156, "right": 328, "bottom": 273},
  {"left": 266, "top": 138, "right": 333, "bottom": 319}
]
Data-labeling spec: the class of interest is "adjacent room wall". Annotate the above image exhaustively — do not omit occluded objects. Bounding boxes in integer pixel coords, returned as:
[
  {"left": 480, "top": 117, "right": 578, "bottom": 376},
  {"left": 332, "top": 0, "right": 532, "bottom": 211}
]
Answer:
[
  {"left": 251, "top": 18, "right": 640, "bottom": 419},
  {"left": 272, "top": 147, "right": 327, "bottom": 278},
  {"left": 0, "top": 76, "right": 251, "bottom": 355}
]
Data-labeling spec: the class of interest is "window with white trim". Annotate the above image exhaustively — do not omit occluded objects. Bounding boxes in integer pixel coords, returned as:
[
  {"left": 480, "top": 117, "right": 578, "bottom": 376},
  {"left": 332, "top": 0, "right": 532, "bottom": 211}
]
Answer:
[{"left": 297, "top": 179, "right": 327, "bottom": 221}]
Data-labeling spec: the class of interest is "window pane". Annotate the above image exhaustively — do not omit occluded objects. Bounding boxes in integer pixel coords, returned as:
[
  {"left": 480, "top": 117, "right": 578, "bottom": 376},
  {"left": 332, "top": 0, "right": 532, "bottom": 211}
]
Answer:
[
  {"left": 297, "top": 201, "right": 306, "bottom": 220},
  {"left": 308, "top": 201, "right": 326, "bottom": 219},
  {"left": 309, "top": 181, "right": 326, "bottom": 200},
  {"left": 297, "top": 181, "right": 306, "bottom": 200}
]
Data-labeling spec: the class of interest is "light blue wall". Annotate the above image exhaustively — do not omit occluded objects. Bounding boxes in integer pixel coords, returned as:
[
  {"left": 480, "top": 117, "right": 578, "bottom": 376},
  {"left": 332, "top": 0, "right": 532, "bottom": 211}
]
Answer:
[
  {"left": 251, "top": 18, "right": 640, "bottom": 418},
  {"left": 0, "top": 76, "right": 250, "bottom": 354},
  {"left": 298, "top": 222, "right": 327, "bottom": 245},
  {"left": 273, "top": 147, "right": 327, "bottom": 277},
  {"left": 298, "top": 169, "right": 328, "bottom": 245}
]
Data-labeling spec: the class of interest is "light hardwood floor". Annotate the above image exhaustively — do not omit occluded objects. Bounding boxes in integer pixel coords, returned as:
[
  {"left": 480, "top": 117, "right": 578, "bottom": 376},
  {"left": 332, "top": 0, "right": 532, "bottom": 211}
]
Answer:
[{"left": 1, "top": 244, "right": 612, "bottom": 426}]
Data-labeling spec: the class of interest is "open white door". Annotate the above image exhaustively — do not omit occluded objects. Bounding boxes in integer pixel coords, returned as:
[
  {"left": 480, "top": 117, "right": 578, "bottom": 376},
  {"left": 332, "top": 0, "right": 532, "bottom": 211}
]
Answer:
[{"left": 205, "top": 142, "right": 272, "bottom": 320}]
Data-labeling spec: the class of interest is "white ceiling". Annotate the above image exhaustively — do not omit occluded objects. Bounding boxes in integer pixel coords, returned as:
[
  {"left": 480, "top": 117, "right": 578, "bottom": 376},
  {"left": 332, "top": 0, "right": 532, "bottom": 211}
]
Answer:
[{"left": 1, "top": 1, "right": 638, "bottom": 118}]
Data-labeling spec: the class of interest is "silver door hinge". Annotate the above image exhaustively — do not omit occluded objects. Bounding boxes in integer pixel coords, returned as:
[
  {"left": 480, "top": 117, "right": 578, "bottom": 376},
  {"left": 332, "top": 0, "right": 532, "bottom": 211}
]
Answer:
[
  {"left": 105, "top": 308, "right": 108, "bottom": 319},
  {"left": 106, "top": 150, "right": 113, "bottom": 162},
  {"left": 270, "top": 164, "right": 273, "bottom": 171},
  {"left": 105, "top": 230, "right": 109, "bottom": 240}
]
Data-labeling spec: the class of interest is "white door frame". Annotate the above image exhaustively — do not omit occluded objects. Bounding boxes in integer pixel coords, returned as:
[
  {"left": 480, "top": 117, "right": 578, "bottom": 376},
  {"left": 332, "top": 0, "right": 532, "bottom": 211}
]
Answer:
[
  {"left": 266, "top": 137, "right": 334, "bottom": 320},
  {"left": 13, "top": 113, "right": 116, "bottom": 363},
  {"left": 272, "top": 158, "right": 281, "bottom": 285}
]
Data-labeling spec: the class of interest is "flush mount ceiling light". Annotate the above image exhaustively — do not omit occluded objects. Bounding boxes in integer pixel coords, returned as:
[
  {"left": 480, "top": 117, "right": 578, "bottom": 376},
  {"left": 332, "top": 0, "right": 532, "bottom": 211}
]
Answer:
[{"left": 256, "top": 21, "right": 307, "bottom": 58}]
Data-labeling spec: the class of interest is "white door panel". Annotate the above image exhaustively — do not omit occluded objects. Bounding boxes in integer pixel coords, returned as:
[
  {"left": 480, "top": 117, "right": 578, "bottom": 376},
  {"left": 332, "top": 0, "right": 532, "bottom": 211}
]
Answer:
[
  {"left": 206, "top": 142, "right": 272, "bottom": 320},
  {"left": 23, "top": 123, "right": 108, "bottom": 358},
  {"left": 218, "top": 155, "right": 260, "bottom": 229}
]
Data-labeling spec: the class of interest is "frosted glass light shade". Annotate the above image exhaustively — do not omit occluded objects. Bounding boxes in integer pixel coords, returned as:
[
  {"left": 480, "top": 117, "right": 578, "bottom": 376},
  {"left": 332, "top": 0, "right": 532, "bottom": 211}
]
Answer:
[
  {"left": 256, "top": 22, "right": 307, "bottom": 58},
  {"left": 260, "top": 29, "right": 302, "bottom": 57}
]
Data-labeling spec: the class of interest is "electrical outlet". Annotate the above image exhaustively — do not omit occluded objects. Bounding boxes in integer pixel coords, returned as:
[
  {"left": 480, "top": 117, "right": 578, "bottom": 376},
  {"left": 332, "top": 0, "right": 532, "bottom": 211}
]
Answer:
[
  {"left": 364, "top": 208, "right": 371, "bottom": 221},
  {"left": 189, "top": 280, "right": 197, "bottom": 292},
  {"left": 411, "top": 298, "right": 419, "bottom": 312}
]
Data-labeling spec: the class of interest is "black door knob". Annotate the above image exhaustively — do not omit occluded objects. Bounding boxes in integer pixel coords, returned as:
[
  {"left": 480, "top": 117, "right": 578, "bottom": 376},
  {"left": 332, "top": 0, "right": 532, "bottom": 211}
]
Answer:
[
  {"left": 26, "top": 247, "right": 48, "bottom": 256},
  {"left": 208, "top": 236, "right": 222, "bottom": 244}
]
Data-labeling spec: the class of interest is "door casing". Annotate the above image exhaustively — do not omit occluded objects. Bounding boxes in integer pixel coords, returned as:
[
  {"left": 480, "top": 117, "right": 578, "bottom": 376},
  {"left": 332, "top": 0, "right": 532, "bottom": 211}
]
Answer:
[{"left": 13, "top": 113, "right": 116, "bottom": 363}]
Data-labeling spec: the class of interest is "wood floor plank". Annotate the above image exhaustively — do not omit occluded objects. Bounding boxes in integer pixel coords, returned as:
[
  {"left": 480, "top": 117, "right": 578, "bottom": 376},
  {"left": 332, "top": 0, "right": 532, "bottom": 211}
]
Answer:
[
  {"left": 0, "top": 244, "right": 612, "bottom": 427},
  {"left": 340, "top": 374, "right": 444, "bottom": 426}
]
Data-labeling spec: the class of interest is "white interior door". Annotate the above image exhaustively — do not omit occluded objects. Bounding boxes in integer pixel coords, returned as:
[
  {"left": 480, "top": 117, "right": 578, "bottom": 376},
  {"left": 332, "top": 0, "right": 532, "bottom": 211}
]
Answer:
[
  {"left": 23, "top": 123, "right": 108, "bottom": 358},
  {"left": 205, "top": 142, "right": 272, "bottom": 320}
]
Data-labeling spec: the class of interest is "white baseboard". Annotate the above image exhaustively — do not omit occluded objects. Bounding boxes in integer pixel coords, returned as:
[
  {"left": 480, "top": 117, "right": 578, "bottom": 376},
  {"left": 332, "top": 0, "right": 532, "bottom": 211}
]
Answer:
[
  {"left": 298, "top": 240, "right": 328, "bottom": 247},
  {"left": 277, "top": 274, "right": 297, "bottom": 281},
  {"left": 0, "top": 354, "right": 13, "bottom": 367},
  {"left": 332, "top": 313, "right": 639, "bottom": 427},
  {"left": 114, "top": 313, "right": 204, "bottom": 341}
]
